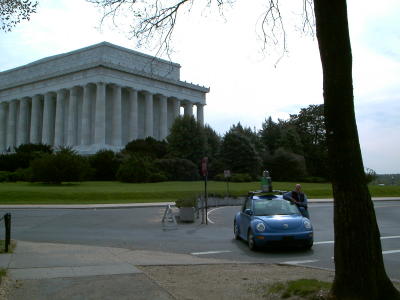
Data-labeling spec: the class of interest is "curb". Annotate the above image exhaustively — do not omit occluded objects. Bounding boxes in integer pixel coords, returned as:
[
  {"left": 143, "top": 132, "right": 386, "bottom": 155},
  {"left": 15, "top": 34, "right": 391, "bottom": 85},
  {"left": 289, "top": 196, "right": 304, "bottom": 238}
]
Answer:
[{"left": 0, "top": 198, "right": 398, "bottom": 210}]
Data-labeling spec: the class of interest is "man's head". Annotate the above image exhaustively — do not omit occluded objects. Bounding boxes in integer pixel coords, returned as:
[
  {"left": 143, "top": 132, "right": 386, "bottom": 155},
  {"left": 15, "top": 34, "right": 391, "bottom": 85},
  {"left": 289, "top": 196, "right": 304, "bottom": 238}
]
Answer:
[{"left": 295, "top": 184, "right": 302, "bottom": 192}]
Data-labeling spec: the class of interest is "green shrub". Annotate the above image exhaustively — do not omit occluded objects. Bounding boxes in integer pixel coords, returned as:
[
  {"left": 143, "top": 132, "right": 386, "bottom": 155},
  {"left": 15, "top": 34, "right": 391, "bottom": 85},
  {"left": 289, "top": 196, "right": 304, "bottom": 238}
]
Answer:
[
  {"left": 155, "top": 158, "right": 200, "bottom": 181},
  {"left": 213, "top": 173, "right": 225, "bottom": 181},
  {"left": 124, "top": 137, "right": 167, "bottom": 159},
  {"left": 89, "top": 150, "right": 120, "bottom": 180},
  {"left": 30, "top": 149, "right": 90, "bottom": 184},
  {"left": 116, "top": 155, "right": 166, "bottom": 183},
  {"left": 0, "top": 144, "right": 53, "bottom": 172},
  {"left": 175, "top": 196, "right": 197, "bottom": 208},
  {"left": 231, "top": 173, "right": 252, "bottom": 182},
  {"left": 0, "top": 171, "right": 11, "bottom": 182},
  {"left": 149, "top": 172, "right": 168, "bottom": 182},
  {"left": 302, "top": 176, "right": 328, "bottom": 183},
  {"left": 213, "top": 173, "right": 252, "bottom": 182},
  {"left": 15, "top": 143, "right": 53, "bottom": 154}
]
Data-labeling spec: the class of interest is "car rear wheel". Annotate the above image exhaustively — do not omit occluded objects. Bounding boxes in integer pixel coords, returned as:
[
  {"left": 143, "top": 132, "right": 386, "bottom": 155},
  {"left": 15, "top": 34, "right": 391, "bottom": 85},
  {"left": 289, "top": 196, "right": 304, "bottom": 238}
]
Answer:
[
  {"left": 234, "top": 221, "right": 240, "bottom": 240},
  {"left": 247, "top": 229, "right": 257, "bottom": 251}
]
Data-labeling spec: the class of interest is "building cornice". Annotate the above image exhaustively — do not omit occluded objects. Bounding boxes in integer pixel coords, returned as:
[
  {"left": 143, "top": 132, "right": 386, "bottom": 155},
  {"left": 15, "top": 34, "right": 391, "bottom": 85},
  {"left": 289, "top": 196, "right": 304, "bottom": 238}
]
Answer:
[{"left": 0, "top": 61, "right": 209, "bottom": 93}]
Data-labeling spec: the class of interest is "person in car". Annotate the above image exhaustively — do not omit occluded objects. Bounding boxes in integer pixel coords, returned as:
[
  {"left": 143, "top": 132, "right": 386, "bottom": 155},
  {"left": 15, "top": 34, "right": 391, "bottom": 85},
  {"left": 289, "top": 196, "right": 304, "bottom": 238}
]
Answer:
[{"left": 283, "top": 184, "right": 310, "bottom": 218}]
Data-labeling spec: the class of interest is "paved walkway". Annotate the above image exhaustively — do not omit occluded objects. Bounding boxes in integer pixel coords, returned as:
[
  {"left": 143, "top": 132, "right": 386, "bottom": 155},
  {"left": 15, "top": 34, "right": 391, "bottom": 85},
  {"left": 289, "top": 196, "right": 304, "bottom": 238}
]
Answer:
[{"left": 0, "top": 241, "right": 237, "bottom": 299}]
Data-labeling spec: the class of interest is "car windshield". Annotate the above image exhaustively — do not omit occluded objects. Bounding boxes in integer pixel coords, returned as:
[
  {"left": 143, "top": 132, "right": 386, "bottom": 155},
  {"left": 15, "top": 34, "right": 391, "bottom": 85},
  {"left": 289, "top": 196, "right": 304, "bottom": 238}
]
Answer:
[{"left": 253, "top": 199, "right": 300, "bottom": 216}]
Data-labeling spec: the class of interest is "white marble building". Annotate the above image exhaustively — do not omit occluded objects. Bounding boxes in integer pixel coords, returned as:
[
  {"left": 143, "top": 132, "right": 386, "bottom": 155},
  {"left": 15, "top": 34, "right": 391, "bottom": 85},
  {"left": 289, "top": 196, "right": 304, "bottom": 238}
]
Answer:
[{"left": 0, "top": 42, "right": 209, "bottom": 154}]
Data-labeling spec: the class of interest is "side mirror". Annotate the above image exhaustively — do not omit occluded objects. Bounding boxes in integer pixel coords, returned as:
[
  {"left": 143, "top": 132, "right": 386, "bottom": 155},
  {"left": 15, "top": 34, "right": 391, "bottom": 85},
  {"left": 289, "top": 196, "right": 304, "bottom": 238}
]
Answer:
[{"left": 244, "top": 209, "right": 253, "bottom": 216}]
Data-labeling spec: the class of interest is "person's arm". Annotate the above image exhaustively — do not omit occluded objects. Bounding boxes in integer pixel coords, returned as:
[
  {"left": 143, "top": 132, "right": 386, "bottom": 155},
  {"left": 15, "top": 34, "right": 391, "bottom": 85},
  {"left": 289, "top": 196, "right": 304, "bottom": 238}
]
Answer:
[
  {"left": 283, "top": 191, "right": 292, "bottom": 201},
  {"left": 283, "top": 192, "right": 296, "bottom": 204},
  {"left": 297, "top": 194, "right": 308, "bottom": 208}
]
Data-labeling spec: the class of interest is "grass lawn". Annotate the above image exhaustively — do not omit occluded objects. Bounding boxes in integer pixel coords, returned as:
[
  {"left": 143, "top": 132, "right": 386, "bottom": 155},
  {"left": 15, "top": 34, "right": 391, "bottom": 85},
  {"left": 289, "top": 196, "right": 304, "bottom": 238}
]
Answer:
[{"left": 0, "top": 181, "right": 399, "bottom": 205}]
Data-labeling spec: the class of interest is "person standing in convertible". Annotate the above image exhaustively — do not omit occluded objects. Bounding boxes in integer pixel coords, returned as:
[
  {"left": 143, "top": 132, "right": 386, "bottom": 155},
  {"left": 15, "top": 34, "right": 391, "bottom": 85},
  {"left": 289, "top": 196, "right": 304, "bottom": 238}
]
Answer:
[{"left": 283, "top": 184, "right": 310, "bottom": 219}]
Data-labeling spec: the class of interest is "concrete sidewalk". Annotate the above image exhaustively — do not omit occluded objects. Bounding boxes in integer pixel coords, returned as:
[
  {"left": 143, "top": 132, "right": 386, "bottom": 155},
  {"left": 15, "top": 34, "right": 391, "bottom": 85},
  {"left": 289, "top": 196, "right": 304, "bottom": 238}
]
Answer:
[{"left": 0, "top": 241, "right": 238, "bottom": 299}]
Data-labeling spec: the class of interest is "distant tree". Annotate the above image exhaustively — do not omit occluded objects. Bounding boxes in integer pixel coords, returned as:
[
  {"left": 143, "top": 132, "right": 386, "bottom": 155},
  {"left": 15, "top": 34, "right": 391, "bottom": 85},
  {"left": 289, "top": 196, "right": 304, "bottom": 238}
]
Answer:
[
  {"left": 203, "top": 124, "right": 221, "bottom": 160},
  {"left": 263, "top": 148, "right": 307, "bottom": 181},
  {"left": 289, "top": 104, "right": 328, "bottom": 178},
  {"left": 220, "top": 131, "right": 261, "bottom": 179},
  {"left": 278, "top": 125, "right": 303, "bottom": 155},
  {"left": 229, "top": 122, "right": 263, "bottom": 153},
  {"left": 167, "top": 115, "right": 206, "bottom": 165},
  {"left": 203, "top": 124, "right": 222, "bottom": 178},
  {"left": 0, "top": 0, "right": 38, "bottom": 32},
  {"left": 365, "top": 168, "right": 377, "bottom": 184},
  {"left": 289, "top": 104, "right": 326, "bottom": 146},
  {"left": 259, "top": 117, "right": 282, "bottom": 155}
]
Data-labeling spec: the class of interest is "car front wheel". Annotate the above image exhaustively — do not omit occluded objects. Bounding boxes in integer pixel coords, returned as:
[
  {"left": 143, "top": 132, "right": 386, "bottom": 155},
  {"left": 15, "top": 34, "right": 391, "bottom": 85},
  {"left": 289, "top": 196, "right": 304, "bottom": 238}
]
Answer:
[
  {"left": 247, "top": 229, "right": 257, "bottom": 251},
  {"left": 234, "top": 221, "right": 240, "bottom": 240},
  {"left": 304, "top": 240, "right": 313, "bottom": 250}
]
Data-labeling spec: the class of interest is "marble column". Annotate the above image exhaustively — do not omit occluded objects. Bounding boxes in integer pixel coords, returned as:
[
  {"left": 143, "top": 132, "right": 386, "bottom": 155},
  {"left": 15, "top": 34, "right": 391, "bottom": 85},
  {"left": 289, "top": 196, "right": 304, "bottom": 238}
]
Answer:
[
  {"left": 173, "top": 98, "right": 181, "bottom": 120},
  {"left": 67, "top": 87, "right": 78, "bottom": 146},
  {"left": 42, "top": 92, "right": 55, "bottom": 145},
  {"left": 54, "top": 89, "right": 66, "bottom": 147},
  {"left": 112, "top": 84, "right": 122, "bottom": 146},
  {"left": 30, "top": 95, "right": 42, "bottom": 144},
  {"left": 17, "top": 97, "right": 30, "bottom": 146},
  {"left": 144, "top": 91, "right": 153, "bottom": 138},
  {"left": 81, "top": 84, "right": 92, "bottom": 145},
  {"left": 6, "top": 100, "right": 17, "bottom": 149},
  {"left": 159, "top": 95, "right": 168, "bottom": 140},
  {"left": 128, "top": 88, "right": 138, "bottom": 141},
  {"left": 94, "top": 82, "right": 106, "bottom": 145},
  {"left": 184, "top": 102, "right": 193, "bottom": 117},
  {"left": 0, "top": 102, "right": 7, "bottom": 152},
  {"left": 196, "top": 103, "right": 204, "bottom": 126}
]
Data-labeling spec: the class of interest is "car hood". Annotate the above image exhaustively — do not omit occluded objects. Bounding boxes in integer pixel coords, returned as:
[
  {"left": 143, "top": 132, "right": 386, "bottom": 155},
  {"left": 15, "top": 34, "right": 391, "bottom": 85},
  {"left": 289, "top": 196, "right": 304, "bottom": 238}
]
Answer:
[{"left": 254, "top": 215, "right": 304, "bottom": 230}]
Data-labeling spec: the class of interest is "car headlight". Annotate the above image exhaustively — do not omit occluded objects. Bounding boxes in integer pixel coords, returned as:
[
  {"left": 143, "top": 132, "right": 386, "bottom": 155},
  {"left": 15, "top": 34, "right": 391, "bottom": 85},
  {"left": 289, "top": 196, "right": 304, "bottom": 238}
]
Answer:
[
  {"left": 303, "top": 220, "right": 312, "bottom": 230},
  {"left": 256, "top": 222, "right": 265, "bottom": 232}
]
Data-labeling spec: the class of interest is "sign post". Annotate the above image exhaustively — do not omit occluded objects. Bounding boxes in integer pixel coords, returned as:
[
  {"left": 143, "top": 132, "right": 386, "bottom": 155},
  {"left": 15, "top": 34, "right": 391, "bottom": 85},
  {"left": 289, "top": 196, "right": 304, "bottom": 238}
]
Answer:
[
  {"left": 201, "top": 157, "right": 208, "bottom": 225},
  {"left": 224, "top": 170, "right": 231, "bottom": 197}
]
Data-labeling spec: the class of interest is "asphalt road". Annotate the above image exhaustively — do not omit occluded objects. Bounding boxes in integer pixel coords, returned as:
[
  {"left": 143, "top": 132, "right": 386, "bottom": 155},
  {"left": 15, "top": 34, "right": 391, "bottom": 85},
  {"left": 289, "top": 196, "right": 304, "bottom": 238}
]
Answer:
[{"left": 1, "top": 200, "right": 399, "bottom": 280}]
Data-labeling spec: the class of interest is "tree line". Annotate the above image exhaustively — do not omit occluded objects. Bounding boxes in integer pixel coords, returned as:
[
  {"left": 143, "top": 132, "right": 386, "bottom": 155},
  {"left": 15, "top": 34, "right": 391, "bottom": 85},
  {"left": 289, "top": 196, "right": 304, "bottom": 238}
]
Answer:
[{"left": 0, "top": 104, "right": 329, "bottom": 184}]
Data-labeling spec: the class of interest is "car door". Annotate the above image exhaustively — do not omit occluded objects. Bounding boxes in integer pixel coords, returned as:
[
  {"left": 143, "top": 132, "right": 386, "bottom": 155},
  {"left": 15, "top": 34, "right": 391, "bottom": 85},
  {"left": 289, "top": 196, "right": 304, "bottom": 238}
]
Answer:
[{"left": 239, "top": 198, "right": 252, "bottom": 239}]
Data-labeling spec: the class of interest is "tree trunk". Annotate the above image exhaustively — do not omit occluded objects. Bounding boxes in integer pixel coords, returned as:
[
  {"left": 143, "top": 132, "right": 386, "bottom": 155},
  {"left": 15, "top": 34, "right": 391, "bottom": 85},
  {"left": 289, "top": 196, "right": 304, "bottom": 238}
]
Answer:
[{"left": 313, "top": 1, "right": 400, "bottom": 299}]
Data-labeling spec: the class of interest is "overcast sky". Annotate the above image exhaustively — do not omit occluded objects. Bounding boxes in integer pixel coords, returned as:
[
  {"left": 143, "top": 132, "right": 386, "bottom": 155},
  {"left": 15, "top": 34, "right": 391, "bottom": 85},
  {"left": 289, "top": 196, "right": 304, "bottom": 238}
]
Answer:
[{"left": 0, "top": 0, "right": 399, "bottom": 173}]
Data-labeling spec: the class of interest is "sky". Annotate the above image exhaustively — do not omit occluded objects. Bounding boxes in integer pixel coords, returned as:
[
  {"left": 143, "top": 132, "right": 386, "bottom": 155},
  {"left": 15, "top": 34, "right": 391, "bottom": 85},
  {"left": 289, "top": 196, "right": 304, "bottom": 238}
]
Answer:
[{"left": 0, "top": 0, "right": 399, "bottom": 173}]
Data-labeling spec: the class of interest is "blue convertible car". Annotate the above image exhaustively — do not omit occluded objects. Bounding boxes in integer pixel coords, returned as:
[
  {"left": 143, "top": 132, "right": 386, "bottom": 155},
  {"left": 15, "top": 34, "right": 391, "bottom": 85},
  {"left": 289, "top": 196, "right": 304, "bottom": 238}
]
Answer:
[{"left": 234, "top": 191, "right": 313, "bottom": 250}]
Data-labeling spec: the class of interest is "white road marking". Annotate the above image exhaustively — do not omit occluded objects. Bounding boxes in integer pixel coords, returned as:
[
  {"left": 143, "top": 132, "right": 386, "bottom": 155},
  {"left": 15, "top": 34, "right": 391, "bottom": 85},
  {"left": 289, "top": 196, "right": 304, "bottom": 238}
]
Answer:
[
  {"left": 191, "top": 250, "right": 232, "bottom": 256},
  {"left": 331, "top": 249, "right": 400, "bottom": 260},
  {"left": 381, "top": 235, "right": 400, "bottom": 240},
  {"left": 281, "top": 259, "right": 319, "bottom": 265},
  {"left": 382, "top": 250, "right": 400, "bottom": 255},
  {"left": 206, "top": 207, "right": 225, "bottom": 224},
  {"left": 314, "top": 235, "right": 400, "bottom": 245},
  {"left": 314, "top": 240, "right": 334, "bottom": 245}
]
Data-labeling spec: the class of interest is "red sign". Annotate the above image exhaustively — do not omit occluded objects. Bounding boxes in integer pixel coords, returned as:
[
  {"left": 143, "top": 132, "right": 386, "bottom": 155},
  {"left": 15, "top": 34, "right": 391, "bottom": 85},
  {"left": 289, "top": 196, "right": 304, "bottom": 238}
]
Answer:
[{"left": 201, "top": 157, "right": 208, "bottom": 177}]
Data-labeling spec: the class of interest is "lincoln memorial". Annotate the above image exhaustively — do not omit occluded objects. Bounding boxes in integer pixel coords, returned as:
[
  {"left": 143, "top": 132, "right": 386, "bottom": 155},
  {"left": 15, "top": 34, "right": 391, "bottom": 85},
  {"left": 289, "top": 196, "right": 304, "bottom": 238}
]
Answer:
[{"left": 0, "top": 42, "right": 209, "bottom": 154}]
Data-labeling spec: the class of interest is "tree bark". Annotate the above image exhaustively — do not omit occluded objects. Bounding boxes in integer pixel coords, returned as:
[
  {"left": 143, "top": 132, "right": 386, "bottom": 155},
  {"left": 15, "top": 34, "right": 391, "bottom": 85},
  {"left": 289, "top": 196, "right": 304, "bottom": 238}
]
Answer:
[{"left": 313, "top": 1, "right": 400, "bottom": 299}]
